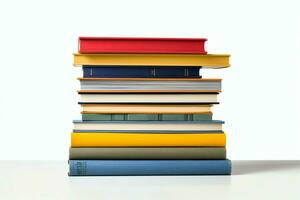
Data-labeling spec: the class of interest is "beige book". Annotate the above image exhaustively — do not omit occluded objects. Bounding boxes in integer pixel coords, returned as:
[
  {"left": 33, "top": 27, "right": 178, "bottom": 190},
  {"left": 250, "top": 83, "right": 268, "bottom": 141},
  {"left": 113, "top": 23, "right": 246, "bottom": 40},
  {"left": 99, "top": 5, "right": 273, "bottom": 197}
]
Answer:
[
  {"left": 79, "top": 94, "right": 218, "bottom": 103},
  {"left": 80, "top": 104, "right": 212, "bottom": 114}
]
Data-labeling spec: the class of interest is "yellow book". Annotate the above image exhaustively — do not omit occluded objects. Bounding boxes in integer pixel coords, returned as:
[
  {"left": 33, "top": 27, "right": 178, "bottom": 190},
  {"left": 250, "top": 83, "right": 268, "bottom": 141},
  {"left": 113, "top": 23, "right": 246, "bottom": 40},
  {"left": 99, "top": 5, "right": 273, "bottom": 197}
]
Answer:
[
  {"left": 73, "top": 53, "right": 230, "bottom": 68},
  {"left": 71, "top": 132, "right": 226, "bottom": 147}
]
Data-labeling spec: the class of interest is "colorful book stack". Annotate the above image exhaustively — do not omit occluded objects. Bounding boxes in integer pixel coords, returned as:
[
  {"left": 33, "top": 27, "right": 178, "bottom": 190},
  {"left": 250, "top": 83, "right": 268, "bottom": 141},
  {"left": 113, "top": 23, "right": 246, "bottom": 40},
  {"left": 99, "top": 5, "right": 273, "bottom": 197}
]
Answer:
[{"left": 69, "top": 37, "right": 231, "bottom": 176}]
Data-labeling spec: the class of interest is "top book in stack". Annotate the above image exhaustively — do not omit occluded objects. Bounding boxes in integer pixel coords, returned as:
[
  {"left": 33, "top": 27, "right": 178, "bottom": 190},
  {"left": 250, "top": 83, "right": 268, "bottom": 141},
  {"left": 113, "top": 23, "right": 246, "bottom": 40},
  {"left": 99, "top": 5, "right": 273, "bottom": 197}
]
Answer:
[
  {"left": 74, "top": 37, "right": 230, "bottom": 68},
  {"left": 78, "top": 37, "right": 208, "bottom": 54}
]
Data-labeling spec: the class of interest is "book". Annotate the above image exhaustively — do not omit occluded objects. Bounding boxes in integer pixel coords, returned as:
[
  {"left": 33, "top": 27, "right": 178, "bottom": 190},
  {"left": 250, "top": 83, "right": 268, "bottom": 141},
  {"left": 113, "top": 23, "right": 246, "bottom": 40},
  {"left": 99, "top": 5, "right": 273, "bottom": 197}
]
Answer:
[
  {"left": 73, "top": 120, "right": 224, "bottom": 131},
  {"left": 80, "top": 104, "right": 213, "bottom": 114},
  {"left": 79, "top": 93, "right": 218, "bottom": 104},
  {"left": 79, "top": 78, "right": 221, "bottom": 93},
  {"left": 83, "top": 66, "right": 201, "bottom": 78},
  {"left": 68, "top": 160, "right": 231, "bottom": 176},
  {"left": 69, "top": 147, "right": 226, "bottom": 160},
  {"left": 71, "top": 132, "right": 225, "bottom": 147},
  {"left": 82, "top": 113, "right": 213, "bottom": 121},
  {"left": 73, "top": 130, "right": 224, "bottom": 133},
  {"left": 78, "top": 37, "right": 207, "bottom": 54},
  {"left": 72, "top": 120, "right": 224, "bottom": 131},
  {"left": 73, "top": 53, "right": 230, "bottom": 68}
]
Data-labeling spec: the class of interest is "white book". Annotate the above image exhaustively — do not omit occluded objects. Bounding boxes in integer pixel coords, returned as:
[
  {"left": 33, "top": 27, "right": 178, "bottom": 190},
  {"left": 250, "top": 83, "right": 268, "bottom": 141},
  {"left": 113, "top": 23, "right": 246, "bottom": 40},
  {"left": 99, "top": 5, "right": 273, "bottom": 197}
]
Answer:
[{"left": 73, "top": 120, "right": 224, "bottom": 131}]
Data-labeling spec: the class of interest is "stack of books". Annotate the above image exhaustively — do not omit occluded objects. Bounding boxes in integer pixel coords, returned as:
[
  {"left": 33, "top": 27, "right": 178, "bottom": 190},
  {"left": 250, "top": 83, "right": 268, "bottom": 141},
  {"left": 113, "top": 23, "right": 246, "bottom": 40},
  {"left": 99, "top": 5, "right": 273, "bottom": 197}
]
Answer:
[{"left": 69, "top": 37, "right": 231, "bottom": 176}]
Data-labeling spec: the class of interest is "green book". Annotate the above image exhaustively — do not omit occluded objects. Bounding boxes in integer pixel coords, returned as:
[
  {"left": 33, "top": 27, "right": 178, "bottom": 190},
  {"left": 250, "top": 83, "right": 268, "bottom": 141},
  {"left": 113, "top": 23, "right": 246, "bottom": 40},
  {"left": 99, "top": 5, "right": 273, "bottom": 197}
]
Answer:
[
  {"left": 69, "top": 147, "right": 226, "bottom": 160},
  {"left": 82, "top": 114, "right": 213, "bottom": 121}
]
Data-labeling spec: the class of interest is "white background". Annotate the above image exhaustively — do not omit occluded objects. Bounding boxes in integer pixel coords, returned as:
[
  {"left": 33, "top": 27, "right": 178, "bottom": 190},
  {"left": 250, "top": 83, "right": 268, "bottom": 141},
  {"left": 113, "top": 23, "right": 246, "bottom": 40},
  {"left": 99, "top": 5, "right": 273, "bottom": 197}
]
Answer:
[{"left": 0, "top": 0, "right": 299, "bottom": 160}]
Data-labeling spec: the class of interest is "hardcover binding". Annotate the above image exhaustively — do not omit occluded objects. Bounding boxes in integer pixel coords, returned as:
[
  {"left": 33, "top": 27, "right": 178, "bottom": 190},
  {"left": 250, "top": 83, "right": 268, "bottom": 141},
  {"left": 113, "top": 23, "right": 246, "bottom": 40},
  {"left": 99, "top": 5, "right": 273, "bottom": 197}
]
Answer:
[
  {"left": 73, "top": 53, "right": 230, "bottom": 68},
  {"left": 83, "top": 66, "right": 201, "bottom": 78},
  {"left": 69, "top": 160, "right": 231, "bottom": 176},
  {"left": 69, "top": 147, "right": 226, "bottom": 160},
  {"left": 81, "top": 114, "right": 213, "bottom": 121},
  {"left": 79, "top": 37, "right": 207, "bottom": 54}
]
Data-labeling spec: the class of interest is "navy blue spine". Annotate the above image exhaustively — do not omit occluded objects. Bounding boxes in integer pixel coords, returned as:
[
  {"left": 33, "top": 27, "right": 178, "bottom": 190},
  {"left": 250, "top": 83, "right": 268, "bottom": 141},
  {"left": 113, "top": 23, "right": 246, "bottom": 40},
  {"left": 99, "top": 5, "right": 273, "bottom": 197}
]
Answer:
[{"left": 83, "top": 66, "right": 201, "bottom": 78}]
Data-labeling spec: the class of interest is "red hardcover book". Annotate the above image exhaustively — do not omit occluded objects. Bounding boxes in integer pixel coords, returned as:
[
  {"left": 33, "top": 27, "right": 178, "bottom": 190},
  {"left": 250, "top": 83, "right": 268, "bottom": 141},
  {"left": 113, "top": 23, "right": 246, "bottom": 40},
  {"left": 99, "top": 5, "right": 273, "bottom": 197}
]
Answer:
[{"left": 78, "top": 37, "right": 207, "bottom": 54}]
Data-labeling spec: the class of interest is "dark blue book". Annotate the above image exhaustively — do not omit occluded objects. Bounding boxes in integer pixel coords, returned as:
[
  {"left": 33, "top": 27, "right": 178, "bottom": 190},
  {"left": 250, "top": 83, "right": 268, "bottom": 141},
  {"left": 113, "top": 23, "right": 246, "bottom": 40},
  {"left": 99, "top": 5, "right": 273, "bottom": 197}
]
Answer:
[
  {"left": 83, "top": 66, "right": 201, "bottom": 78},
  {"left": 69, "top": 160, "right": 231, "bottom": 176}
]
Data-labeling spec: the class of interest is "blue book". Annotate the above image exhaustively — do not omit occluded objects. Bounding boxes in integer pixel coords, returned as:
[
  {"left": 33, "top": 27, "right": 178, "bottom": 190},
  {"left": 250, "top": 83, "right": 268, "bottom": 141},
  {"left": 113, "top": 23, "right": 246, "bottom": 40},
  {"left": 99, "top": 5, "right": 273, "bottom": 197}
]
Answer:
[
  {"left": 69, "top": 160, "right": 231, "bottom": 176},
  {"left": 83, "top": 66, "right": 201, "bottom": 78}
]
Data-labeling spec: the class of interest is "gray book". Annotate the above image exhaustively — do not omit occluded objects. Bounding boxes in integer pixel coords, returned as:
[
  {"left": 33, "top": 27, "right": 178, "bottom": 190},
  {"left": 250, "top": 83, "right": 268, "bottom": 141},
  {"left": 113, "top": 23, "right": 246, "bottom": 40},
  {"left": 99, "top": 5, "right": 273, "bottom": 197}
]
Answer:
[
  {"left": 69, "top": 147, "right": 226, "bottom": 160},
  {"left": 82, "top": 114, "right": 213, "bottom": 121},
  {"left": 80, "top": 79, "right": 221, "bottom": 91}
]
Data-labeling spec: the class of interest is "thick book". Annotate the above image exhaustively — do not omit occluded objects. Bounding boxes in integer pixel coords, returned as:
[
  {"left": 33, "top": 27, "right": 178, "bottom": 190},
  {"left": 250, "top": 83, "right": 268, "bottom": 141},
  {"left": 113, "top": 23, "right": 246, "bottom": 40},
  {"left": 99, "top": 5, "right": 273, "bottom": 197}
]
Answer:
[
  {"left": 69, "top": 147, "right": 226, "bottom": 160},
  {"left": 68, "top": 160, "right": 231, "bottom": 176},
  {"left": 80, "top": 104, "right": 213, "bottom": 114},
  {"left": 78, "top": 37, "right": 207, "bottom": 54},
  {"left": 79, "top": 93, "right": 218, "bottom": 104},
  {"left": 73, "top": 53, "right": 230, "bottom": 68},
  {"left": 73, "top": 120, "right": 224, "bottom": 132},
  {"left": 83, "top": 66, "right": 201, "bottom": 78},
  {"left": 79, "top": 78, "right": 221, "bottom": 93},
  {"left": 82, "top": 113, "right": 213, "bottom": 121},
  {"left": 71, "top": 132, "right": 226, "bottom": 147}
]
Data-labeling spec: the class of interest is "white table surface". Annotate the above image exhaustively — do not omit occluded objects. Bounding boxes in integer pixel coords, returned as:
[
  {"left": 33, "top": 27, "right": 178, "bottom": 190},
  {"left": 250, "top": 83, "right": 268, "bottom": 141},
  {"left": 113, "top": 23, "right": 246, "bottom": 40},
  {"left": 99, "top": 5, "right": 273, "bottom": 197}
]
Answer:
[{"left": 0, "top": 160, "right": 299, "bottom": 200}]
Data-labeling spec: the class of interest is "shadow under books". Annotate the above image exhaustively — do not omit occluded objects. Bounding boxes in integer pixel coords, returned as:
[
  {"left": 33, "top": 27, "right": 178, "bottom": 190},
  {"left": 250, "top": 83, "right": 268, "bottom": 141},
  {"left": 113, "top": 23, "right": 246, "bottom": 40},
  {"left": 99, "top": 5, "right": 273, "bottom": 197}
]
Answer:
[{"left": 232, "top": 160, "right": 300, "bottom": 175}]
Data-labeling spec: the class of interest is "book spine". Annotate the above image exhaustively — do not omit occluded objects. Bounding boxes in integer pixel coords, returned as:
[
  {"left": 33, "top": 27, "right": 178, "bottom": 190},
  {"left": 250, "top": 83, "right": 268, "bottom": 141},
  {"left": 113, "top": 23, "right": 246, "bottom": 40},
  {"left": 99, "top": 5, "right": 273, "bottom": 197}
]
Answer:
[
  {"left": 82, "top": 114, "right": 213, "bottom": 121},
  {"left": 69, "top": 160, "right": 231, "bottom": 176},
  {"left": 70, "top": 133, "right": 226, "bottom": 147},
  {"left": 73, "top": 53, "right": 230, "bottom": 68},
  {"left": 69, "top": 147, "right": 226, "bottom": 160},
  {"left": 83, "top": 66, "right": 201, "bottom": 78}
]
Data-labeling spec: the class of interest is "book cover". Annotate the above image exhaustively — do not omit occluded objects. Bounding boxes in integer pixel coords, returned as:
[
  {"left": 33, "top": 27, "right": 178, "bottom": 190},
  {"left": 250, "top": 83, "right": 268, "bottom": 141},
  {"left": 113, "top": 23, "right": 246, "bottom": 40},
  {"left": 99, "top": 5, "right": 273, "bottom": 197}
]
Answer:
[
  {"left": 78, "top": 37, "right": 207, "bottom": 54},
  {"left": 83, "top": 66, "right": 201, "bottom": 78},
  {"left": 69, "top": 147, "right": 226, "bottom": 160},
  {"left": 69, "top": 160, "right": 231, "bottom": 176},
  {"left": 70, "top": 132, "right": 226, "bottom": 147},
  {"left": 73, "top": 53, "right": 230, "bottom": 68}
]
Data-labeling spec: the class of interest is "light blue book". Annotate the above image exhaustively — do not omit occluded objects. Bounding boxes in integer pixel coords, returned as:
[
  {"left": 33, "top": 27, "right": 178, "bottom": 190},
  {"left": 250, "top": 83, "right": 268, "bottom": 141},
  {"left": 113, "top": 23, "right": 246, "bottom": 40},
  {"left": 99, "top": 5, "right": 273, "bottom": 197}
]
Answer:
[
  {"left": 69, "top": 160, "right": 231, "bottom": 176},
  {"left": 72, "top": 120, "right": 224, "bottom": 132}
]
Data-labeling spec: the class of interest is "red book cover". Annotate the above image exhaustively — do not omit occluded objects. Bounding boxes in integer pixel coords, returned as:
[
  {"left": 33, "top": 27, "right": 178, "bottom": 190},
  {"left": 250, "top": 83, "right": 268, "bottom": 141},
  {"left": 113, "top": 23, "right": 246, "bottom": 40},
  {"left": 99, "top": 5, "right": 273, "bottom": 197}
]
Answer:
[{"left": 78, "top": 37, "right": 207, "bottom": 54}]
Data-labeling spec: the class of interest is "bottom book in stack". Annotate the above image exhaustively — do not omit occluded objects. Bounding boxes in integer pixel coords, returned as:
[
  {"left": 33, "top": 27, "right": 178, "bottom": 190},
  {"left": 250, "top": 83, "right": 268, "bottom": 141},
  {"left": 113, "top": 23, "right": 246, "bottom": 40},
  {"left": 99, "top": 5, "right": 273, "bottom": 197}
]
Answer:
[{"left": 69, "top": 114, "right": 231, "bottom": 176}]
